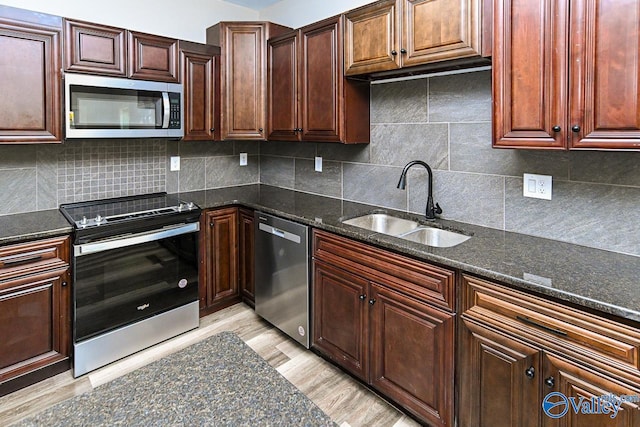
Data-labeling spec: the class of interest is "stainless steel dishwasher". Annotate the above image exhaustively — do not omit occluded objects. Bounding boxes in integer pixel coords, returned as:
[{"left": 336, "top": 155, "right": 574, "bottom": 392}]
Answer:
[{"left": 254, "top": 211, "right": 310, "bottom": 348}]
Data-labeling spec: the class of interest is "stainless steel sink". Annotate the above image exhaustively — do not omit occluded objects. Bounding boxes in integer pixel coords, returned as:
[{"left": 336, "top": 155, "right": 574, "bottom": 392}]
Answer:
[
  {"left": 342, "top": 213, "right": 470, "bottom": 248},
  {"left": 398, "top": 227, "right": 471, "bottom": 248},
  {"left": 341, "top": 213, "right": 419, "bottom": 236}
]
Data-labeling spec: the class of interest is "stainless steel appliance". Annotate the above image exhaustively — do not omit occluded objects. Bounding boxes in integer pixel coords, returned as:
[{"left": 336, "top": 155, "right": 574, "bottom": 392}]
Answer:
[
  {"left": 64, "top": 73, "right": 183, "bottom": 139},
  {"left": 254, "top": 212, "right": 310, "bottom": 348},
  {"left": 60, "top": 193, "right": 200, "bottom": 376}
]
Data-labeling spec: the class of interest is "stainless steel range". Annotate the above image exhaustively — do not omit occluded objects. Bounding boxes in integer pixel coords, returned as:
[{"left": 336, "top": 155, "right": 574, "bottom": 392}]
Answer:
[{"left": 60, "top": 193, "right": 201, "bottom": 377}]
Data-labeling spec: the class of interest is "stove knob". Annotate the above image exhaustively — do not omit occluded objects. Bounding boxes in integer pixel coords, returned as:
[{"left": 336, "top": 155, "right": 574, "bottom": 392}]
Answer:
[
  {"left": 186, "top": 202, "right": 194, "bottom": 210},
  {"left": 95, "top": 214, "right": 103, "bottom": 224},
  {"left": 178, "top": 203, "right": 184, "bottom": 212},
  {"left": 80, "top": 216, "right": 88, "bottom": 225}
]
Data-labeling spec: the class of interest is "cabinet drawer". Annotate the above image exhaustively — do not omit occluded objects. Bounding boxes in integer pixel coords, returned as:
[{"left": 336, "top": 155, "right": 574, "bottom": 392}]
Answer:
[
  {"left": 313, "top": 230, "right": 455, "bottom": 311},
  {"left": 461, "top": 275, "right": 640, "bottom": 376},
  {"left": 0, "top": 236, "right": 70, "bottom": 283}
]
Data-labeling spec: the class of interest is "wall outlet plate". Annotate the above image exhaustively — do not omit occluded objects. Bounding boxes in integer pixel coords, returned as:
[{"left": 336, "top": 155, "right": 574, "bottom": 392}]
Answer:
[
  {"left": 170, "top": 156, "right": 180, "bottom": 172},
  {"left": 239, "top": 152, "right": 248, "bottom": 166},
  {"left": 315, "top": 157, "right": 322, "bottom": 172},
  {"left": 523, "top": 173, "right": 552, "bottom": 200}
]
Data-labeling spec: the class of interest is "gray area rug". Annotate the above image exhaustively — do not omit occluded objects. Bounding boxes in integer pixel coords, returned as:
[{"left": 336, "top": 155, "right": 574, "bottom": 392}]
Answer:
[{"left": 18, "top": 331, "right": 335, "bottom": 426}]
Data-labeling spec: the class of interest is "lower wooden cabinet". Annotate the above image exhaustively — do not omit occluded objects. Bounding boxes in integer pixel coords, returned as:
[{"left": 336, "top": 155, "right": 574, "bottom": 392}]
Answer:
[
  {"left": 312, "top": 230, "right": 455, "bottom": 427},
  {"left": 459, "top": 274, "right": 640, "bottom": 427},
  {"left": 238, "top": 208, "right": 255, "bottom": 307},
  {"left": 200, "top": 207, "right": 239, "bottom": 315},
  {"left": 0, "top": 236, "right": 71, "bottom": 396}
]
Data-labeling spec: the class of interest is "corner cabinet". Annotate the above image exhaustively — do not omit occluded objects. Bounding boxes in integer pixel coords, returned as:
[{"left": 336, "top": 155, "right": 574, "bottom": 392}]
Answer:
[
  {"left": 312, "top": 230, "right": 455, "bottom": 427},
  {"left": 207, "top": 22, "right": 291, "bottom": 140},
  {"left": 0, "top": 236, "right": 71, "bottom": 396},
  {"left": 0, "top": 6, "right": 62, "bottom": 144},
  {"left": 344, "top": 0, "right": 491, "bottom": 76},
  {"left": 179, "top": 40, "right": 220, "bottom": 141},
  {"left": 268, "top": 16, "right": 370, "bottom": 143},
  {"left": 459, "top": 275, "right": 640, "bottom": 427},
  {"left": 493, "top": 0, "right": 640, "bottom": 150},
  {"left": 200, "top": 208, "right": 239, "bottom": 316}
]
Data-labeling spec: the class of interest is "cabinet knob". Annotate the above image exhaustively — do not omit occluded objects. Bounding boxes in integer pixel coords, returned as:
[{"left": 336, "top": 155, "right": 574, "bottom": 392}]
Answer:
[
  {"left": 525, "top": 366, "right": 535, "bottom": 379},
  {"left": 210, "top": 128, "right": 215, "bottom": 132},
  {"left": 210, "top": 222, "right": 214, "bottom": 227},
  {"left": 62, "top": 281, "right": 68, "bottom": 287},
  {"left": 359, "top": 294, "right": 366, "bottom": 301},
  {"left": 571, "top": 125, "right": 581, "bottom": 133},
  {"left": 368, "top": 298, "right": 376, "bottom": 305},
  {"left": 258, "top": 128, "right": 263, "bottom": 132},
  {"left": 552, "top": 125, "right": 561, "bottom": 132},
  {"left": 400, "top": 48, "right": 407, "bottom": 54},
  {"left": 391, "top": 50, "right": 397, "bottom": 56},
  {"left": 545, "top": 376, "right": 555, "bottom": 388}
]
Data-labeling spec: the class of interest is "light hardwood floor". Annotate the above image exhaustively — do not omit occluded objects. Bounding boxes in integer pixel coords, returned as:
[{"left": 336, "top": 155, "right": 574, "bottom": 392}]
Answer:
[{"left": 0, "top": 303, "right": 420, "bottom": 427}]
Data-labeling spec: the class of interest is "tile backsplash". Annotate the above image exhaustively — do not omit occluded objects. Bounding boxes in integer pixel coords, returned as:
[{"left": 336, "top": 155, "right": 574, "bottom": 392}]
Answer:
[{"left": 1, "top": 69, "right": 640, "bottom": 257}]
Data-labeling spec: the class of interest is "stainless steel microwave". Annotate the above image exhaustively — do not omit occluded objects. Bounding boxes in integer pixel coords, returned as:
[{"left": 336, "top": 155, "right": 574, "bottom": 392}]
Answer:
[{"left": 64, "top": 73, "right": 183, "bottom": 139}]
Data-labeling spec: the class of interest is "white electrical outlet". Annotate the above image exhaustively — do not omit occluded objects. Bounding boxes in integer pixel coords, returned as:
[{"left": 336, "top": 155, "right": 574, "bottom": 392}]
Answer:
[
  {"left": 315, "top": 156, "right": 322, "bottom": 172},
  {"left": 239, "top": 152, "right": 248, "bottom": 166},
  {"left": 523, "top": 173, "right": 552, "bottom": 200},
  {"left": 170, "top": 156, "right": 180, "bottom": 171}
]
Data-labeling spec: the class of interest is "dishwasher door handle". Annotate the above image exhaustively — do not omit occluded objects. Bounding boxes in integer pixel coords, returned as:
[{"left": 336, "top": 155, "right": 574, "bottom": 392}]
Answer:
[{"left": 258, "top": 222, "right": 302, "bottom": 244}]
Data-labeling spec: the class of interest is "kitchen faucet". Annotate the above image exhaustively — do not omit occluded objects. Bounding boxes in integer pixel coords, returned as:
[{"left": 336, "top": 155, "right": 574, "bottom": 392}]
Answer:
[{"left": 397, "top": 160, "right": 442, "bottom": 221}]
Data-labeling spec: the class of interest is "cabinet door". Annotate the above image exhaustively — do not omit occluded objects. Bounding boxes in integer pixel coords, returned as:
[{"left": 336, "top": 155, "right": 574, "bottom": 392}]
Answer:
[
  {"left": 0, "top": 271, "right": 70, "bottom": 395},
  {"left": 238, "top": 208, "right": 255, "bottom": 307},
  {"left": 267, "top": 31, "right": 300, "bottom": 141},
  {"left": 312, "top": 260, "right": 369, "bottom": 381},
  {"left": 128, "top": 31, "right": 179, "bottom": 82},
  {"left": 180, "top": 42, "right": 219, "bottom": 141},
  {"left": 492, "top": 0, "right": 569, "bottom": 149},
  {"left": 402, "top": 0, "right": 482, "bottom": 67},
  {"left": 344, "top": 0, "right": 401, "bottom": 75},
  {"left": 369, "top": 283, "right": 455, "bottom": 427},
  {"left": 542, "top": 354, "right": 640, "bottom": 427},
  {"left": 201, "top": 208, "right": 239, "bottom": 314},
  {"left": 0, "top": 9, "right": 62, "bottom": 144},
  {"left": 569, "top": 0, "right": 640, "bottom": 149},
  {"left": 64, "top": 19, "right": 126, "bottom": 76},
  {"left": 458, "top": 317, "right": 541, "bottom": 427}
]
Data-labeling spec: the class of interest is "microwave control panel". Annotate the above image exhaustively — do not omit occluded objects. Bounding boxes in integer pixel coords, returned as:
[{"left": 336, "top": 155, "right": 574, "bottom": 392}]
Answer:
[{"left": 169, "top": 93, "right": 181, "bottom": 129}]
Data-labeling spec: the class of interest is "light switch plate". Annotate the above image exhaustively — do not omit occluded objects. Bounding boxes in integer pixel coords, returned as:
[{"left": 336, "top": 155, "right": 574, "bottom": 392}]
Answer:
[
  {"left": 523, "top": 173, "right": 552, "bottom": 200},
  {"left": 170, "top": 156, "right": 180, "bottom": 171},
  {"left": 239, "top": 152, "right": 248, "bottom": 166},
  {"left": 315, "top": 157, "right": 322, "bottom": 172}
]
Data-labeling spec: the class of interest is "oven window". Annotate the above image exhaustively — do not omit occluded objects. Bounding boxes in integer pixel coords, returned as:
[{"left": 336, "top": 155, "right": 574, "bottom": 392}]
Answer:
[{"left": 74, "top": 233, "right": 198, "bottom": 342}]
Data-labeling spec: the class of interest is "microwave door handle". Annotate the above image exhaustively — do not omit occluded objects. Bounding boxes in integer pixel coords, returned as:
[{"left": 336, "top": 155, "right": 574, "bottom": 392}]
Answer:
[{"left": 162, "top": 92, "right": 170, "bottom": 129}]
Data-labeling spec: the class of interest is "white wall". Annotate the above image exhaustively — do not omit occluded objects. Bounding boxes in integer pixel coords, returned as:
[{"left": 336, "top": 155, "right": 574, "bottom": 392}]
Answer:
[
  {"left": 0, "top": 0, "right": 258, "bottom": 42},
  {"left": 259, "top": 0, "right": 372, "bottom": 28}
]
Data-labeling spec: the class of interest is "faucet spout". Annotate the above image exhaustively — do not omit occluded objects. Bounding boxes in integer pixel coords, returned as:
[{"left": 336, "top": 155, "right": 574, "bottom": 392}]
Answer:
[{"left": 397, "top": 160, "right": 442, "bottom": 220}]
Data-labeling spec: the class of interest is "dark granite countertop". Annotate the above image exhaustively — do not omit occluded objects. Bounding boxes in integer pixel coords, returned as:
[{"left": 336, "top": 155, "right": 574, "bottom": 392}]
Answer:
[
  {"left": 1, "top": 185, "right": 638, "bottom": 324},
  {"left": 179, "top": 184, "right": 640, "bottom": 324},
  {"left": 0, "top": 209, "right": 72, "bottom": 246}
]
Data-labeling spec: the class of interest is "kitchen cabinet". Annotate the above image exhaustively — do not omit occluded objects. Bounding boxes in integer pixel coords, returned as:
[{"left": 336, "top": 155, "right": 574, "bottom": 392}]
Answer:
[
  {"left": 207, "top": 22, "right": 291, "bottom": 140},
  {"left": 238, "top": 208, "right": 255, "bottom": 307},
  {"left": 0, "top": 6, "right": 62, "bottom": 144},
  {"left": 312, "top": 230, "right": 455, "bottom": 427},
  {"left": 0, "top": 236, "right": 71, "bottom": 397},
  {"left": 179, "top": 40, "right": 220, "bottom": 141},
  {"left": 268, "top": 16, "right": 370, "bottom": 143},
  {"left": 200, "top": 208, "right": 239, "bottom": 316},
  {"left": 343, "top": 0, "right": 490, "bottom": 77},
  {"left": 64, "top": 19, "right": 178, "bottom": 82},
  {"left": 493, "top": 0, "right": 640, "bottom": 150},
  {"left": 459, "top": 274, "right": 640, "bottom": 426}
]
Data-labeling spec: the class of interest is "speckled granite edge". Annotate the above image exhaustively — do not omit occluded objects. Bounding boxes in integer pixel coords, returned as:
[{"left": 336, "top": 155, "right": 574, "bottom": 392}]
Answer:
[{"left": 15, "top": 332, "right": 335, "bottom": 427}]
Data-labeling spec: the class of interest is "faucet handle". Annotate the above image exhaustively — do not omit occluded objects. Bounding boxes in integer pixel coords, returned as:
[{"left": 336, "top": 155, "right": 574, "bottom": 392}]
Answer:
[{"left": 434, "top": 203, "right": 442, "bottom": 215}]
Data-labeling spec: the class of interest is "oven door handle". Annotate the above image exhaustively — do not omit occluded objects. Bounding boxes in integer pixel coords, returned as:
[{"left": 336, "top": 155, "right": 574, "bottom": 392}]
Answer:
[{"left": 75, "top": 222, "right": 199, "bottom": 256}]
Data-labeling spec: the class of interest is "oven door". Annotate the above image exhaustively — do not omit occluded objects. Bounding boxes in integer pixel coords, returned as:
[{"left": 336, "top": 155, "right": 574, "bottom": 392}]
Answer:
[{"left": 73, "top": 222, "right": 199, "bottom": 343}]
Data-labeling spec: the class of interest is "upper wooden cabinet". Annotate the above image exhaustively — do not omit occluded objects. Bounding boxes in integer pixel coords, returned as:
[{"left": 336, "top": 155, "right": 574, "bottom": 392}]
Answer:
[
  {"left": 0, "top": 6, "right": 62, "bottom": 144},
  {"left": 64, "top": 19, "right": 179, "bottom": 82},
  {"left": 344, "top": 0, "right": 490, "bottom": 76},
  {"left": 493, "top": 0, "right": 640, "bottom": 150},
  {"left": 207, "top": 22, "right": 291, "bottom": 140},
  {"left": 268, "top": 16, "right": 370, "bottom": 143},
  {"left": 179, "top": 40, "right": 220, "bottom": 141}
]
